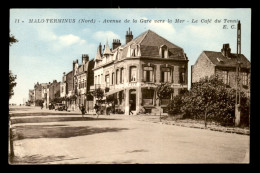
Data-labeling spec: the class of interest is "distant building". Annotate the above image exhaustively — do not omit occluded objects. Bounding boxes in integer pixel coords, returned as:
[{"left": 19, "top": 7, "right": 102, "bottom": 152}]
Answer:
[
  {"left": 28, "top": 89, "right": 35, "bottom": 105},
  {"left": 34, "top": 82, "right": 49, "bottom": 106},
  {"left": 49, "top": 80, "right": 60, "bottom": 103},
  {"left": 91, "top": 28, "right": 189, "bottom": 115},
  {"left": 191, "top": 43, "right": 250, "bottom": 97}
]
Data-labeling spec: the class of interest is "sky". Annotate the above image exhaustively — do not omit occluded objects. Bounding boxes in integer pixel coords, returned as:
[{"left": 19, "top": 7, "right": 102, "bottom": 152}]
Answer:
[{"left": 9, "top": 8, "right": 251, "bottom": 105}]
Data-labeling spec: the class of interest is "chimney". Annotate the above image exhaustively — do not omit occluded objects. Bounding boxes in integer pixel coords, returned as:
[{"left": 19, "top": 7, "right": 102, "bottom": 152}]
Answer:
[
  {"left": 221, "top": 44, "right": 231, "bottom": 57},
  {"left": 125, "top": 27, "right": 133, "bottom": 44},
  {"left": 82, "top": 54, "right": 89, "bottom": 64},
  {"left": 112, "top": 39, "right": 121, "bottom": 50}
]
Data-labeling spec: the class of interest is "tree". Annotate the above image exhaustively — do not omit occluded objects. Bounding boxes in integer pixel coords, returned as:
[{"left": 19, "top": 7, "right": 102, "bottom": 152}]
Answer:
[
  {"left": 181, "top": 75, "right": 249, "bottom": 127},
  {"left": 9, "top": 71, "right": 17, "bottom": 100},
  {"left": 9, "top": 32, "right": 18, "bottom": 163},
  {"left": 93, "top": 88, "right": 104, "bottom": 104},
  {"left": 9, "top": 33, "right": 18, "bottom": 46},
  {"left": 156, "top": 82, "right": 174, "bottom": 121}
]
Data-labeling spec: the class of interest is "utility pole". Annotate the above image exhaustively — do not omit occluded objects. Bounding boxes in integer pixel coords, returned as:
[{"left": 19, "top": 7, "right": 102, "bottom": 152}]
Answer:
[{"left": 235, "top": 20, "right": 241, "bottom": 126}]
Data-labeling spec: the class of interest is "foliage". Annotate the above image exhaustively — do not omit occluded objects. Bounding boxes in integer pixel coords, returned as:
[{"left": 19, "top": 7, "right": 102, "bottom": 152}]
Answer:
[
  {"left": 9, "top": 71, "right": 17, "bottom": 100},
  {"left": 9, "top": 33, "right": 18, "bottom": 46},
  {"left": 167, "top": 94, "right": 183, "bottom": 115},
  {"left": 105, "top": 87, "right": 110, "bottom": 93},
  {"left": 106, "top": 95, "right": 115, "bottom": 104},
  {"left": 93, "top": 88, "right": 104, "bottom": 101},
  {"left": 156, "top": 82, "right": 174, "bottom": 121},
  {"left": 156, "top": 82, "right": 174, "bottom": 100},
  {"left": 178, "top": 75, "right": 249, "bottom": 126},
  {"left": 35, "top": 99, "right": 44, "bottom": 106}
]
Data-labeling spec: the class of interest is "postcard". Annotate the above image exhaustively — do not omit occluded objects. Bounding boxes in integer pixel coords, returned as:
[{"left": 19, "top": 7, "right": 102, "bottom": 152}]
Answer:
[{"left": 9, "top": 8, "right": 250, "bottom": 164}]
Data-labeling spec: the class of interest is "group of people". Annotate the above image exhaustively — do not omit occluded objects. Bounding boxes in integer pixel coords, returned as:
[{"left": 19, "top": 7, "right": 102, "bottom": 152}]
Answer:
[{"left": 80, "top": 101, "right": 134, "bottom": 118}]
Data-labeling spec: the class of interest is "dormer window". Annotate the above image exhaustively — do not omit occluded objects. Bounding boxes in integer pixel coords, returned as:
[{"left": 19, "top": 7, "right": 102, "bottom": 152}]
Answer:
[
  {"left": 131, "top": 45, "right": 138, "bottom": 57},
  {"left": 160, "top": 45, "right": 168, "bottom": 58}
]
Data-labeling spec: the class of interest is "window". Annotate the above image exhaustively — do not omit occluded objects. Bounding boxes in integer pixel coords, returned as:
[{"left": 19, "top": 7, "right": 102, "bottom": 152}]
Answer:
[
  {"left": 116, "top": 69, "right": 120, "bottom": 84},
  {"left": 112, "top": 73, "right": 115, "bottom": 85},
  {"left": 83, "top": 79, "right": 85, "bottom": 88},
  {"left": 222, "top": 71, "right": 229, "bottom": 85},
  {"left": 101, "top": 74, "right": 103, "bottom": 84},
  {"left": 161, "top": 67, "right": 171, "bottom": 83},
  {"left": 161, "top": 46, "right": 168, "bottom": 58},
  {"left": 142, "top": 89, "right": 154, "bottom": 105},
  {"left": 242, "top": 72, "right": 248, "bottom": 85},
  {"left": 179, "top": 68, "right": 186, "bottom": 84},
  {"left": 143, "top": 66, "right": 154, "bottom": 82},
  {"left": 105, "top": 75, "right": 110, "bottom": 87},
  {"left": 95, "top": 76, "right": 97, "bottom": 84},
  {"left": 120, "top": 68, "right": 124, "bottom": 83},
  {"left": 98, "top": 75, "right": 100, "bottom": 84},
  {"left": 130, "top": 66, "right": 137, "bottom": 82}
]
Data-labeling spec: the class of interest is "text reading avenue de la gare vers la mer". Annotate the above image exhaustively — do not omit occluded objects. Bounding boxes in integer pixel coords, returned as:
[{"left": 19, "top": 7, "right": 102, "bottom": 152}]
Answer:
[{"left": 16, "top": 18, "right": 240, "bottom": 25}]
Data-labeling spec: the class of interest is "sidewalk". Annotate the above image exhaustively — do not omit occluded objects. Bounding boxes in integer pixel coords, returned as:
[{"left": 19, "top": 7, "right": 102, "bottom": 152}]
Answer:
[{"left": 103, "top": 113, "right": 250, "bottom": 136}]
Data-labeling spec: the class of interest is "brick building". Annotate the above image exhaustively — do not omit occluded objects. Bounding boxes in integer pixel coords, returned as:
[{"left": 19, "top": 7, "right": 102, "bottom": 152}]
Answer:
[
  {"left": 91, "top": 28, "right": 189, "bottom": 115},
  {"left": 191, "top": 43, "right": 250, "bottom": 97}
]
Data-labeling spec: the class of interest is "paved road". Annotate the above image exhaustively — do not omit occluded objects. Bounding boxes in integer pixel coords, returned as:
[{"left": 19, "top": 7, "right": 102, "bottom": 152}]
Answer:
[{"left": 9, "top": 106, "right": 249, "bottom": 164}]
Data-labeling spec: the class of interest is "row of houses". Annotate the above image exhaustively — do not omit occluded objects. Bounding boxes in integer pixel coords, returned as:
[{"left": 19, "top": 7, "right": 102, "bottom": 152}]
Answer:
[{"left": 28, "top": 24, "right": 250, "bottom": 115}]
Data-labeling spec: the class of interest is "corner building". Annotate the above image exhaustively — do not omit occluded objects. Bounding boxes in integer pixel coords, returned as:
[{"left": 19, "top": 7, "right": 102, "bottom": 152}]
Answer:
[{"left": 91, "top": 29, "right": 189, "bottom": 115}]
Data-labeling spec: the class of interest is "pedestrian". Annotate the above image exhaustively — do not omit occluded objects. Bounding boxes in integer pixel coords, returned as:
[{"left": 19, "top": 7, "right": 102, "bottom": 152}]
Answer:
[
  {"left": 41, "top": 102, "right": 43, "bottom": 109},
  {"left": 129, "top": 101, "right": 133, "bottom": 115},
  {"left": 94, "top": 103, "right": 99, "bottom": 117},
  {"left": 80, "top": 104, "right": 85, "bottom": 119}
]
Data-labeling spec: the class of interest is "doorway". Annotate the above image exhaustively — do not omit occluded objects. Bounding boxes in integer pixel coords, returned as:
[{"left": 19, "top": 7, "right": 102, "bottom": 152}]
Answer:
[{"left": 129, "top": 89, "right": 136, "bottom": 111}]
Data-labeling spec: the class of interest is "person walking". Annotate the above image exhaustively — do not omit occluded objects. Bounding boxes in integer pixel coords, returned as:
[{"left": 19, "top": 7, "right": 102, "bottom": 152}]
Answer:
[
  {"left": 94, "top": 103, "right": 99, "bottom": 118},
  {"left": 129, "top": 101, "right": 133, "bottom": 115},
  {"left": 80, "top": 104, "right": 85, "bottom": 119}
]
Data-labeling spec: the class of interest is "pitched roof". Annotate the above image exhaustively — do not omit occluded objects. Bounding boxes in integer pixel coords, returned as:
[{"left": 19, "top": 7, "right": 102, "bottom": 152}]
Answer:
[
  {"left": 119, "top": 30, "right": 186, "bottom": 60},
  {"left": 94, "top": 47, "right": 102, "bottom": 60},
  {"left": 103, "top": 40, "right": 112, "bottom": 54},
  {"left": 203, "top": 51, "right": 250, "bottom": 69}
]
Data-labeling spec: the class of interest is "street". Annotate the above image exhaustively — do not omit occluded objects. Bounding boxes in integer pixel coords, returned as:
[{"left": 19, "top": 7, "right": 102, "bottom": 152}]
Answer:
[{"left": 9, "top": 106, "right": 249, "bottom": 164}]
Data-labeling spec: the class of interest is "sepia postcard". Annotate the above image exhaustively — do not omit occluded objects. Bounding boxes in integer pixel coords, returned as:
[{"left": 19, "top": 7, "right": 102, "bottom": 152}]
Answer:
[{"left": 9, "top": 8, "right": 250, "bottom": 164}]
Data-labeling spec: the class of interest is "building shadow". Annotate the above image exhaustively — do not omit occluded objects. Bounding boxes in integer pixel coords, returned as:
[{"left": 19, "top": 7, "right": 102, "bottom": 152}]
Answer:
[
  {"left": 12, "top": 124, "right": 129, "bottom": 140},
  {"left": 10, "top": 112, "right": 81, "bottom": 117},
  {"left": 11, "top": 116, "right": 117, "bottom": 124}
]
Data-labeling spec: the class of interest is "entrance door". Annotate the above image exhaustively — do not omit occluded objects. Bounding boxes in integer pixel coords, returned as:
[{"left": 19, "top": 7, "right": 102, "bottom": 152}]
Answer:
[{"left": 129, "top": 89, "right": 136, "bottom": 111}]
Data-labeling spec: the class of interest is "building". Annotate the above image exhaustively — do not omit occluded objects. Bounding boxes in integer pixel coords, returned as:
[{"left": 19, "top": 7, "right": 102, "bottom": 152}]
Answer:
[
  {"left": 33, "top": 82, "right": 49, "bottom": 106},
  {"left": 191, "top": 43, "right": 250, "bottom": 97},
  {"left": 28, "top": 89, "right": 35, "bottom": 105},
  {"left": 91, "top": 28, "right": 189, "bottom": 115},
  {"left": 72, "top": 54, "right": 94, "bottom": 111},
  {"left": 49, "top": 80, "right": 60, "bottom": 103}
]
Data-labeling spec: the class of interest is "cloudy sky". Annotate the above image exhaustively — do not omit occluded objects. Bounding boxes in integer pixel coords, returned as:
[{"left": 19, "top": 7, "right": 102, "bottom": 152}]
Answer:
[{"left": 9, "top": 8, "right": 251, "bottom": 104}]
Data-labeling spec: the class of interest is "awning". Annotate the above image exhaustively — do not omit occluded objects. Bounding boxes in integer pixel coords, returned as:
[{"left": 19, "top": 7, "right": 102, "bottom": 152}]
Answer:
[{"left": 105, "top": 88, "right": 124, "bottom": 96}]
